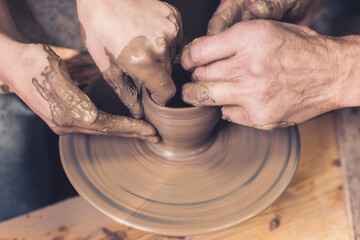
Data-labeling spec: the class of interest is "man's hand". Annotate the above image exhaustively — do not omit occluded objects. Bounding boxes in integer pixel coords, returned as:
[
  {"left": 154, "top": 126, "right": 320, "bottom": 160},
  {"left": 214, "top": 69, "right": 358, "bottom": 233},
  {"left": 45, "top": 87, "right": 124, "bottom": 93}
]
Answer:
[
  {"left": 0, "top": 40, "right": 159, "bottom": 142},
  {"left": 207, "top": 0, "right": 327, "bottom": 35},
  {"left": 77, "top": 0, "right": 183, "bottom": 118},
  {"left": 181, "top": 20, "right": 353, "bottom": 130}
]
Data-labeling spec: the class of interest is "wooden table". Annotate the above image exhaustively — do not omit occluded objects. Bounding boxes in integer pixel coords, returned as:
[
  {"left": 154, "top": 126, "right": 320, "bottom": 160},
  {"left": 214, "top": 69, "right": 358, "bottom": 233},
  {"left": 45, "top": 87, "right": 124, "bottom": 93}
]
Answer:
[{"left": 0, "top": 113, "right": 354, "bottom": 240}]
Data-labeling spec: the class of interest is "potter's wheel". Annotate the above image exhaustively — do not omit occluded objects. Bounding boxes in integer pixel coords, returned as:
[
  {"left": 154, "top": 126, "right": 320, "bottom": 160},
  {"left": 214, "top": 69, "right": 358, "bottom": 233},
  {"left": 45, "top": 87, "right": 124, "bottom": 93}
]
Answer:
[{"left": 60, "top": 122, "right": 299, "bottom": 236}]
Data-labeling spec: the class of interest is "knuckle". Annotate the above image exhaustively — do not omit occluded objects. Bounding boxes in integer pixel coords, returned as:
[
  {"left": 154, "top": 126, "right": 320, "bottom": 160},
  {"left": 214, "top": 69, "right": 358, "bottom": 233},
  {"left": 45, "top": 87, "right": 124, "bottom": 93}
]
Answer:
[
  {"left": 248, "top": 58, "right": 266, "bottom": 75},
  {"left": 132, "top": 47, "right": 152, "bottom": 64}
]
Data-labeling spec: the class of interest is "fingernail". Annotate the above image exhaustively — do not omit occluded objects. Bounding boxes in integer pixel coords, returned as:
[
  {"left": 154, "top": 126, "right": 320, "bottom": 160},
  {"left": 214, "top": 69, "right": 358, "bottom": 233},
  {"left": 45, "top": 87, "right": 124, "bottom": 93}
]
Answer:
[
  {"left": 194, "top": 67, "right": 205, "bottom": 80},
  {"left": 222, "top": 115, "right": 232, "bottom": 122},
  {"left": 207, "top": 28, "right": 214, "bottom": 35},
  {"left": 155, "top": 37, "right": 166, "bottom": 47},
  {"left": 249, "top": 0, "right": 271, "bottom": 18},
  {"left": 182, "top": 84, "right": 209, "bottom": 104},
  {"left": 183, "top": 42, "right": 192, "bottom": 51}
]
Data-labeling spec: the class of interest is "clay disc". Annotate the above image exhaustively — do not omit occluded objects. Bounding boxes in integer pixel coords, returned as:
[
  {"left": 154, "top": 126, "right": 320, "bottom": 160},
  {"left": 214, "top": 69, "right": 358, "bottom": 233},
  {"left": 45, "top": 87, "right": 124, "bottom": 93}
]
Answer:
[{"left": 60, "top": 122, "right": 299, "bottom": 236}]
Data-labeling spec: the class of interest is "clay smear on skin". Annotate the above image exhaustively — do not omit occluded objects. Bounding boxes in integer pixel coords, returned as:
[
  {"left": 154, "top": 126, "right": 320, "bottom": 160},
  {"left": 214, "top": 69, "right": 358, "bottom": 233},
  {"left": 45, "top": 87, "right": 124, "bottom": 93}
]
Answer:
[
  {"left": 102, "top": 36, "right": 176, "bottom": 119},
  {"left": 79, "top": 21, "right": 87, "bottom": 44},
  {"left": 32, "top": 45, "right": 157, "bottom": 140},
  {"left": 102, "top": 47, "right": 143, "bottom": 119},
  {"left": 182, "top": 83, "right": 216, "bottom": 105},
  {"left": 254, "top": 121, "right": 296, "bottom": 130}
]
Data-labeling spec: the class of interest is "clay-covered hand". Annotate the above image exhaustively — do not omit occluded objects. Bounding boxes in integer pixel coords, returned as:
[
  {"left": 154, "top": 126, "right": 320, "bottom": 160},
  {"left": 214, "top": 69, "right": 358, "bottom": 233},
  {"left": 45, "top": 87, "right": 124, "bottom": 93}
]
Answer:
[
  {"left": 207, "top": 0, "right": 327, "bottom": 35},
  {"left": 0, "top": 41, "right": 159, "bottom": 142},
  {"left": 77, "top": 0, "right": 183, "bottom": 118},
  {"left": 181, "top": 20, "right": 350, "bottom": 130}
]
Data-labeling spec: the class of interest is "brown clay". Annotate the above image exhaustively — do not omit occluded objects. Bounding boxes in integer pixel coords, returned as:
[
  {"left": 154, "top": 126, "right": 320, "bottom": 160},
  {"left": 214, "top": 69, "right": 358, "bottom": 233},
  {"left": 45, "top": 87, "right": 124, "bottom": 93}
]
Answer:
[
  {"left": 79, "top": 21, "right": 87, "bottom": 45},
  {"left": 59, "top": 61, "right": 300, "bottom": 235},
  {"left": 182, "top": 82, "right": 216, "bottom": 105},
  {"left": 33, "top": 45, "right": 158, "bottom": 142},
  {"left": 102, "top": 36, "right": 177, "bottom": 119},
  {"left": 116, "top": 36, "right": 176, "bottom": 105},
  {"left": 60, "top": 112, "right": 300, "bottom": 235},
  {"left": 254, "top": 121, "right": 296, "bottom": 130},
  {"left": 142, "top": 85, "right": 220, "bottom": 152},
  {"left": 102, "top": 48, "right": 143, "bottom": 119},
  {"left": 207, "top": 4, "right": 243, "bottom": 35}
]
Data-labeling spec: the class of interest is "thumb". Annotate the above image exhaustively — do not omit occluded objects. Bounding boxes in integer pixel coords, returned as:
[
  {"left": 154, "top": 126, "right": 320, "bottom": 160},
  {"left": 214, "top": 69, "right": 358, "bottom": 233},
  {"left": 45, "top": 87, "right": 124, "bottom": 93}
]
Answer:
[
  {"left": 207, "top": 3, "right": 242, "bottom": 35},
  {"left": 249, "top": 0, "right": 293, "bottom": 20}
]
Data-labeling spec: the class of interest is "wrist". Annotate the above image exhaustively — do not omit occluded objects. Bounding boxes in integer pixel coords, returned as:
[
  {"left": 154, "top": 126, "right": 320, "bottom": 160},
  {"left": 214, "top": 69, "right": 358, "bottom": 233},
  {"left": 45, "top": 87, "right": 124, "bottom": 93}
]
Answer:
[
  {"left": 328, "top": 35, "right": 360, "bottom": 108},
  {"left": 0, "top": 34, "right": 24, "bottom": 85},
  {"left": 0, "top": 0, "right": 23, "bottom": 42}
]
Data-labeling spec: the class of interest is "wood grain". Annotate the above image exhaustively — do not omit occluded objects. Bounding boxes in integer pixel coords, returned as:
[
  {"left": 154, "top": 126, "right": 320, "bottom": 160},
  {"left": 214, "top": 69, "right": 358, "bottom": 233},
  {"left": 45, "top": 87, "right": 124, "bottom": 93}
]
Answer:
[
  {"left": 336, "top": 108, "right": 360, "bottom": 240},
  {"left": 0, "top": 113, "right": 352, "bottom": 240}
]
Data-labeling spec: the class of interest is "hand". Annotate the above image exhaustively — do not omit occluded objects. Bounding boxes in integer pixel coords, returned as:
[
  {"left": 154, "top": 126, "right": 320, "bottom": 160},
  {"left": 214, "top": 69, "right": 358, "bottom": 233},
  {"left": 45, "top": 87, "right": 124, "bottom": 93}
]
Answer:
[
  {"left": 207, "top": 0, "right": 327, "bottom": 35},
  {"left": 181, "top": 20, "right": 350, "bottom": 130},
  {"left": 0, "top": 40, "right": 159, "bottom": 142},
  {"left": 77, "top": 0, "right": 183, "bottom": 118}
]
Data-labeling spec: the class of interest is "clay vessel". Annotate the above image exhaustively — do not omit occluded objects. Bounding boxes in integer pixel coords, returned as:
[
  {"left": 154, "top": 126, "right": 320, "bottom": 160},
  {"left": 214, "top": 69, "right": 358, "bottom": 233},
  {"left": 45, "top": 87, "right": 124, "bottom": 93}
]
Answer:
[{"left": 142, "top": 85, "right": 221, "bottom": 155}]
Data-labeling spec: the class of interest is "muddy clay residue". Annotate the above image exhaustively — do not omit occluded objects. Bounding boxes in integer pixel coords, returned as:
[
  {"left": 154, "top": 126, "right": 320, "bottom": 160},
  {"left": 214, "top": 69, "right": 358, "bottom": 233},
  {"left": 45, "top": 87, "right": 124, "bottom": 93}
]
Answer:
[
  {"left": 102, "top": 227, "right": 127, "bottom": 240},
  {"left": 182, "top": 83, "right": 217, "bottom": 105},
  {"left": 254, "top": 121, "right": 296, "bottom": 130},
  {"left": 32, "top": 45, "right": 158, "bottom": 141},
  {"left": 103, "top": 48, "right": 143, "bottom": 119},
  {"left": 58, "top": 225, "right": 68, "bottom": 232},
  {"left": 207, "top": 2, "right": 242, "bottom": 35},
  {"left": 79, "top": 21, "right": 87, "bottom": 45},
  {"left": 108, "top": 36, "right": 176, "bottom": 106},
  {"left": 269, "top": 218, "right": 280, "bottom": 231}
]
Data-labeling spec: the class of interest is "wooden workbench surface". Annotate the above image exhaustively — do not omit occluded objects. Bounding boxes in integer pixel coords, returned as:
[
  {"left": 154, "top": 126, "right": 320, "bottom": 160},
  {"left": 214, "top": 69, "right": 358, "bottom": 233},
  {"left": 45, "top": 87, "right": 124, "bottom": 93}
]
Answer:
[{"left": 0, "top": 113, "right": 352, "bottom": 240}]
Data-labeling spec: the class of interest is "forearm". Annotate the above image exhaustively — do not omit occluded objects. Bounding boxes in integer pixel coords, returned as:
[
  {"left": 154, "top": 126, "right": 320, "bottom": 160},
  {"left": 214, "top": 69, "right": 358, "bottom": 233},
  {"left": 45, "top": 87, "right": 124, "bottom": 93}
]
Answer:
[
  {"left": 0, "top": 0, "right": 22, "bottom": 41},
  {"left": 0, "top": 0, "right": 25, "bottom": 81}
]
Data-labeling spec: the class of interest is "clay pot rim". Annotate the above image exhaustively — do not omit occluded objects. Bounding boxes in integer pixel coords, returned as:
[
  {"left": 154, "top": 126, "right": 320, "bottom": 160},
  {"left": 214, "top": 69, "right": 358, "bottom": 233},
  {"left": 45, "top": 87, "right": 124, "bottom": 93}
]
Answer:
[{"left": 142, "top": 85, "right": 215, "bottom": 117}]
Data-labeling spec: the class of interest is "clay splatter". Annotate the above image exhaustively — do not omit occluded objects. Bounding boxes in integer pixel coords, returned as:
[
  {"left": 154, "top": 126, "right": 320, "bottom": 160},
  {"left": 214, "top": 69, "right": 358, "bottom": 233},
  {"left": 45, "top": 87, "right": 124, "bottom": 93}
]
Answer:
[
  {"left": 269, "top": 218, "right": 280, "bottom": 231},
  {"left": 102, "top": 227, "right": 127, "bottom": 240}
]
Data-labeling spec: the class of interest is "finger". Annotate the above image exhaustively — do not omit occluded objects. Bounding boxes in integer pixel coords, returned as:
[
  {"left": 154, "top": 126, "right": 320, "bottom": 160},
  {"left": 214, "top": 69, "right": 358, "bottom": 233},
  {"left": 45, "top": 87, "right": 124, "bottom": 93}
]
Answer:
[
  {"left": 37, "top": 45, "right": 98, "bottom": 124},
  {"left": 249, "top": 0, "right": 292, "bottom": 20},
  {"left": 54, "top": 111, "right": 160, "bottom": 143},
  {"left": 180, "top": 31, "right": 236, "bottom": 71},
  {"left": 118, "top": 36, "right": 176, "bottom": 106},
  {"left": 192, "top": 57, "right": 239, "bottom": 82},
  {"left": 103, "top": 48, "right": 143, "bottom": 119},
  {"left": 182, "top": 81, "right": 241, "bottom": 106},
  {"left": 153, "top": 37, "right": 173, "bottom": 74},
  {"left": 221, "top": 105, "right": 253, "bottom": 126},
  {"left": 221, "top": 106, "right": 296, "bottom": 130},
  {"left": 163, "top": 2, "right": 183, "bottom": 51},
  {"left": 207, "top": 3, "right": 242, "bottom": 35}
]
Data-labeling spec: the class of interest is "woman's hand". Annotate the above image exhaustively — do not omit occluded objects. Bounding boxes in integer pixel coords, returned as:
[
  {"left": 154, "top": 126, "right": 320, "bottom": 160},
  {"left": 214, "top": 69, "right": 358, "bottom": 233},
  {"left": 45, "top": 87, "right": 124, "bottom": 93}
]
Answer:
[
  {"left": 0, "top": 38, "right": 159, "bottom": 142},
  {"left": 207, "top": 0, "right": 327, "bottom": 35},
  {"left": 77, "top": 0, "right": 183, "bottom": 118},
  {"left": 181, "top": 20, "right": 356, "bottom": 130}
]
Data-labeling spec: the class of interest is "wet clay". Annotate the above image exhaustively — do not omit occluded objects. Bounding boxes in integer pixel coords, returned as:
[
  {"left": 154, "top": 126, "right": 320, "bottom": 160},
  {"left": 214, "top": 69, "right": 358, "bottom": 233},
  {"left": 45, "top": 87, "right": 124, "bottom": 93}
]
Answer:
[
  {"left": 182, "top": 83, "right": 216, "bottom": 106},
  {"left": 142, "top": 84, "right": 220, "bottom": 152},
  {"left": 254, "top": 121, "right": 297, "bottom": 130},
  {"left": 79, "top": 21, "right": 86, "bottom": 45},
  {"left": 207, "top": 1, "right": 243, "bottom": 35},
  {"left": 33, "top": 45, "right": 158, "bottom": 142},
  {"left": 103, "top": 36, "right": 176, "bottom": 110},
  {"left": 60, "top": 112, "right": 300, "bottom": 235},
  {"left": 102, "top": 48, "right": 143, "bottom": 119}
]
